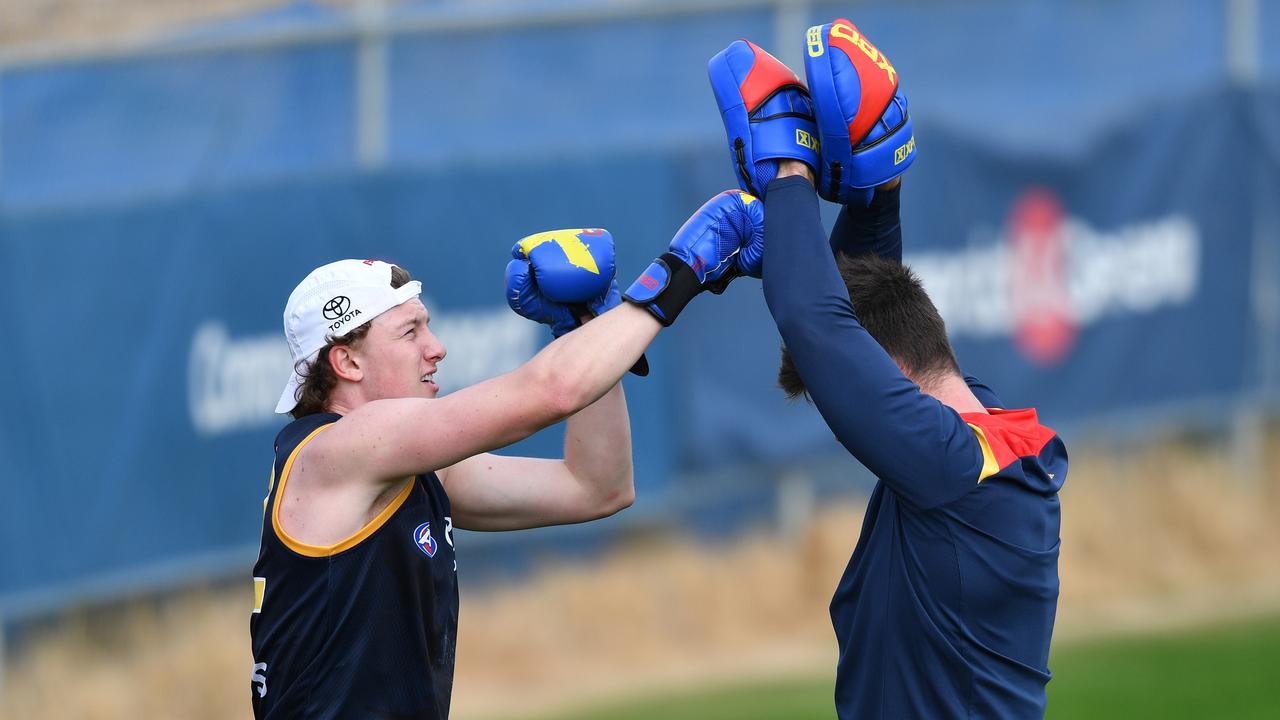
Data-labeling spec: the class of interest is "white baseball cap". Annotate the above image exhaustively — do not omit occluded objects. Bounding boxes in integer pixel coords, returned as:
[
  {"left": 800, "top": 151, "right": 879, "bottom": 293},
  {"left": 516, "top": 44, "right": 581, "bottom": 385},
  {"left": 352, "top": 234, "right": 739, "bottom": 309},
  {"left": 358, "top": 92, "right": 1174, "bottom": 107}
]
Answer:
[{"left": 276, "top": 259, "right": 422, "bottom": 414}]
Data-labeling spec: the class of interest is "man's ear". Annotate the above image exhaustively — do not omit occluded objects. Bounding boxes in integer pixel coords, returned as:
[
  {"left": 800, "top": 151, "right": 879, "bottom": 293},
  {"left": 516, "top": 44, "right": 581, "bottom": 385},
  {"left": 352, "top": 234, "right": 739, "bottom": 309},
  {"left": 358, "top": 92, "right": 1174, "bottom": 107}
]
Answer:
[{"left": 329, "top": 344, "right": 363, "bottom": 382}]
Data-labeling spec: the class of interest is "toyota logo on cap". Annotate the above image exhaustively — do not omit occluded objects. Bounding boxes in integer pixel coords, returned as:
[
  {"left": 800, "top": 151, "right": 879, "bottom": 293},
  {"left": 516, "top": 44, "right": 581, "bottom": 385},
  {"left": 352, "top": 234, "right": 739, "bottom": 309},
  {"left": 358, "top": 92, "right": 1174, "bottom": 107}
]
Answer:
[{"left": 323, "top": 296, "right": 351, "bottom": 320}]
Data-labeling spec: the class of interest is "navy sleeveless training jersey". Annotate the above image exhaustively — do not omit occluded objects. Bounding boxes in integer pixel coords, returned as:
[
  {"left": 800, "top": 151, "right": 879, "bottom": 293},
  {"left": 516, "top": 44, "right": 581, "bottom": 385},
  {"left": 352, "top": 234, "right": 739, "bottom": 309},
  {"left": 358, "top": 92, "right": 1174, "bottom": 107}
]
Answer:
[{"left": 250, "top": 413, "right": 459, "bottom": 719}]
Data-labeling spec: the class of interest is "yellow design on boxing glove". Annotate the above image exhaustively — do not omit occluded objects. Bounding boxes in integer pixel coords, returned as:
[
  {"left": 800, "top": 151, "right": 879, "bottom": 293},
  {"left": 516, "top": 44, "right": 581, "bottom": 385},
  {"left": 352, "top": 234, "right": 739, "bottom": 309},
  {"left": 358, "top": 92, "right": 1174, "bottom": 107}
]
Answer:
[{"left": 517, "top": 229, "right": 601, "bottom": 275}]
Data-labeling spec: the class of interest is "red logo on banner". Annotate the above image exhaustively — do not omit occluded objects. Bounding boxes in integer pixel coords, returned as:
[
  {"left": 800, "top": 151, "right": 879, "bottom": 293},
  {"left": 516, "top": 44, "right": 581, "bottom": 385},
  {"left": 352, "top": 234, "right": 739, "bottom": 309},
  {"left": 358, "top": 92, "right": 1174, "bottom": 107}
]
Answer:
[{"left": 1008, "top": 188, "right": 1077, "bottom": 366}]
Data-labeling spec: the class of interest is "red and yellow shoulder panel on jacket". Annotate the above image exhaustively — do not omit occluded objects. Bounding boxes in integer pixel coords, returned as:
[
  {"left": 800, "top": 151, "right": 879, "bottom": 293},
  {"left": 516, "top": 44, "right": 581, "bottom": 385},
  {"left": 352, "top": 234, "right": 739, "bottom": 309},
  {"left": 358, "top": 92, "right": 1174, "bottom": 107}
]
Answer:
[{"left": 960, "top": 407, "right": 1058, "bottom": 483}]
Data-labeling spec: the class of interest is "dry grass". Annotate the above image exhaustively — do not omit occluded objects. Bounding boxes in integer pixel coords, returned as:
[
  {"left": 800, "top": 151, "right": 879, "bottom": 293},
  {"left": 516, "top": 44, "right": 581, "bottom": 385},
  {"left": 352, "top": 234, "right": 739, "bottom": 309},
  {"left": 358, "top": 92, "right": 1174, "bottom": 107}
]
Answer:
[
  {"left": 4, "top": 431, "right": 1279, "bottom": 720},
  {"left": 1055, "top": 435, "right": 1280, "bottom": 636},
  {"left": 2, "top": 591, "right": 252, "bottom": 720}
]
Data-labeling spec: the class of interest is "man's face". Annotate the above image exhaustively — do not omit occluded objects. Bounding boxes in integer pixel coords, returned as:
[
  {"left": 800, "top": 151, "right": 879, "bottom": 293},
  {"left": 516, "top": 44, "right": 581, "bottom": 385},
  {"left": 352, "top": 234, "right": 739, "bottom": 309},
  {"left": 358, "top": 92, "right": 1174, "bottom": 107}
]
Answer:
[{"left": 351, "top": 298, "right": 446, "bottom": 401}]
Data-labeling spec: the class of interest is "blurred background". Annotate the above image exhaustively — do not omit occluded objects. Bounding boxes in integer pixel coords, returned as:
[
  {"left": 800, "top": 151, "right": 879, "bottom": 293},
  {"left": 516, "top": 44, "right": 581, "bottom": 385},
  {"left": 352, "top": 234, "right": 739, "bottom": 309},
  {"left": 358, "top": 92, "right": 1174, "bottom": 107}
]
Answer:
[{"left": 2, "top": 0, "right": 1279, "bottom": 718}]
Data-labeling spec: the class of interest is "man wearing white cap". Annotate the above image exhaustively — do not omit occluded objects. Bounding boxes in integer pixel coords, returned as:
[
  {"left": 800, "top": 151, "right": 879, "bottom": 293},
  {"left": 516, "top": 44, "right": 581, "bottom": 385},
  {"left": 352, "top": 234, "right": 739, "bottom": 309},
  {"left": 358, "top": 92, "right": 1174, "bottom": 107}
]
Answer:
[{"left": 249, "top": 190, "right": 764, "bottom": 719}]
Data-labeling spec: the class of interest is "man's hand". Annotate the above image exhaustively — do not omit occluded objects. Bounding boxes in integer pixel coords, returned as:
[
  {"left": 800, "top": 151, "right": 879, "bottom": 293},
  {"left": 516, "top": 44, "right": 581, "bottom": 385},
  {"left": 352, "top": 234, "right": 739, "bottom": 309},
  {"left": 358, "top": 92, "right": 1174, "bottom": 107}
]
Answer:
[
  {"left": 777, "top": 160, "right": 899, "bottom": 193},
  {"left": 776, "top": 159, "right": 815, "bottom": 184},
  {"left": 709, "top": 40, "right": 819, "bottom": 199},
  {"left": 623, "top": 190, "right": 764, "bottom": 325}
]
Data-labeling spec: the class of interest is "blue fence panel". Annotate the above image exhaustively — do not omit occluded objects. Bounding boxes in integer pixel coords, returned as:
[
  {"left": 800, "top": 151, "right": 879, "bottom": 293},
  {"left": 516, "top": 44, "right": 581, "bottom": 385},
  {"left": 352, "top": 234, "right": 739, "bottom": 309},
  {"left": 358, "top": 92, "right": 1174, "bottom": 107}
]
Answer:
[
  {"left": 1253, "top": 85, "right": 1280, "bottom": 408},
  {"left": 1, "top": 43, "right": 357, "bottom": 211},
  {"left": 387, "top": 7, "right": 775, "bottom": 163},
  {"left": 1262, "top": 0, "right": 1280, "bottom": 79},
  {"left": 811, "top": 0, "right": 1227, "bottom": 156}
]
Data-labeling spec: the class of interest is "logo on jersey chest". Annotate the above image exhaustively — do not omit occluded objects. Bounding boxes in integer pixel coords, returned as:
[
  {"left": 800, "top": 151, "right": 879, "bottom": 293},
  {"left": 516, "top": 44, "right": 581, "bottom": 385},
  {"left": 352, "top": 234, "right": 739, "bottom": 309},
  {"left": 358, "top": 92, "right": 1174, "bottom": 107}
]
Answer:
[{"left": 413, "top": 522, "right": 438, "bottom": 557}]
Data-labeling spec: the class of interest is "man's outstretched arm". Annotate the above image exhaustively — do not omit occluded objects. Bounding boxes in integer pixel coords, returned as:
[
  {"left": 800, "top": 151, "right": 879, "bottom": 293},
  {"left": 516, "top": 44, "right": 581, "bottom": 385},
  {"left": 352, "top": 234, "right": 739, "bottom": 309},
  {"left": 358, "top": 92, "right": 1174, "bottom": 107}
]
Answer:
[
  {"left": 438, "top": 310, "right": 644, "bottom": 531},
  {"left": 439, "top": 192, "right": 763, "bottom": 531},
  {"left": 827, "top": 181, "right": 1006, "bottom": 409}
]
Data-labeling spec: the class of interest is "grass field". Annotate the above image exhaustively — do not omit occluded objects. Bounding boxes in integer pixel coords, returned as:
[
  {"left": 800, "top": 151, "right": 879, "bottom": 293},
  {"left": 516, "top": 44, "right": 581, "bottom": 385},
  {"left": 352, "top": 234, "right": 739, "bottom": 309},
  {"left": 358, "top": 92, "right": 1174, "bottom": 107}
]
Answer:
[{"left": 535, "top": 614, "right": 1280, "bottom": 720}]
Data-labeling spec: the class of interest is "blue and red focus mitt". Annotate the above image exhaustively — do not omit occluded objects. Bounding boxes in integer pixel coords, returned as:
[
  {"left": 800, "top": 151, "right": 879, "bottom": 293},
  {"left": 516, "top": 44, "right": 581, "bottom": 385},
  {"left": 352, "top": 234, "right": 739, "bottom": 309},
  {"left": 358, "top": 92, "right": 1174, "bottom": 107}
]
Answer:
[
  {"left": 709, "top": 40, "right": 819, "bottom": 199},
  {"left": 804, "top": 18, "right": 916, "bottom": 206}
]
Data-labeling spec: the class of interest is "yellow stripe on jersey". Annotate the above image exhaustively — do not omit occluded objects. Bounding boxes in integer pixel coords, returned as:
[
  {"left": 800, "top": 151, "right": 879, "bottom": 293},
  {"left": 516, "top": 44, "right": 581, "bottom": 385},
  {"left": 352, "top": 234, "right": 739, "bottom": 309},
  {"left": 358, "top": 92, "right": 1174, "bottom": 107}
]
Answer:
[
  {"left": 261, "top": 460, "right": 276, "bottom": 528},
  {"left": 259, "top": 461, "right": 277, "bottom": 545},
  {"left": 967, "top": 423, "right": 1001, "bottom": 483},
  {"left": 270, "top": 423, "right": 415, "bottom": 558},
  {"left": 253, "top": 577, "right": 266, "bottom": 614}
]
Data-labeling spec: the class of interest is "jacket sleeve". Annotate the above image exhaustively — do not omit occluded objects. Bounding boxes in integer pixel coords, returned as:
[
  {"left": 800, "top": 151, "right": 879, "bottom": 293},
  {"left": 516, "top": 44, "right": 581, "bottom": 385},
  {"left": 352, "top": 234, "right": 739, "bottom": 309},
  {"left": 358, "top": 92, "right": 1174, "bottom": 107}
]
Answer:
[
  {"left": 828, "top": 182, "right": 1007, "bottom": 413},
  {"left": 828, "top": 184, "right": 903, "bottom": 262},
  {"left": 964, "top": 374, "right": 1004, "bottom": 409},
  {"left": 763, "top": 176, "right": 984, "bottom": 509}
]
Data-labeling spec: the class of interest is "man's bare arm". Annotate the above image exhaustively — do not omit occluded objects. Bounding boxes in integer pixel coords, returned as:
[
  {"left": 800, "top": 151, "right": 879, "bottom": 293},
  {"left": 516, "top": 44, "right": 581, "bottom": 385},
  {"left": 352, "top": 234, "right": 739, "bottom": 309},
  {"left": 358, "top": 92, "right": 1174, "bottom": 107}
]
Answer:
[
  {"left": 301, "top": 302, "right": 658, "bottom": 490},
  {"left": 438, "top": 379, "right": 633, "bottom": 531}
]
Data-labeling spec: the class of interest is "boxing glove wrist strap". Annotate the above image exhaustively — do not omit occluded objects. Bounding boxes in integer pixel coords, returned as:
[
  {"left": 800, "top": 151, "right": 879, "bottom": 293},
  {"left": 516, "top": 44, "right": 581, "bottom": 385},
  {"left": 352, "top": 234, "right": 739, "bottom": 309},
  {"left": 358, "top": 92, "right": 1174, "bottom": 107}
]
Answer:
[{"left": 623, "top": 253, "right": 703, "bottom": 327}]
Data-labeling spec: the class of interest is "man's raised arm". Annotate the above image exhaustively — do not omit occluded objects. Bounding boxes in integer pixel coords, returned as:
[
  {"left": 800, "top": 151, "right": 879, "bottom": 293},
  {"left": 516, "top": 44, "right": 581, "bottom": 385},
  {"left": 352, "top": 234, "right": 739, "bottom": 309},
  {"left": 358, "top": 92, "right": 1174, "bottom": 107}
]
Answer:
[{"left": 763, "top": 172, "right": 984, "bottom": 509}]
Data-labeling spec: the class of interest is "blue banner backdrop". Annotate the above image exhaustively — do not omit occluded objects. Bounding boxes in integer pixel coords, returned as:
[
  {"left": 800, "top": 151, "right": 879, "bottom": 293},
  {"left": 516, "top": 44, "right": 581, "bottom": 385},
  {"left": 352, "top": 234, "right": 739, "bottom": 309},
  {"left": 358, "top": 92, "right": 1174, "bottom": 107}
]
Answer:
[
  {"left": 4, "top": 87, "right": 1277, "bottom": 609},
  {"left": 0, "top": 156, "right": 691, "bottom": 608},
  {"left": 2, "top": 0, "right": 1279, "bottom": 615}
]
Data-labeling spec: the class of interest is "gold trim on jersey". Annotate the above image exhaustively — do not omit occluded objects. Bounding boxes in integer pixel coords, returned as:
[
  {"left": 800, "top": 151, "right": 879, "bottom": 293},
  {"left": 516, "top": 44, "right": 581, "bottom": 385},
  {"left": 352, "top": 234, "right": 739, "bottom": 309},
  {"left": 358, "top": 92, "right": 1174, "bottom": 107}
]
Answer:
[
  {"left": 270, "top": 423, "right": 415, "bottom": 558},
  {"left": 967, "top": 423, "right": 1001, "bottom": 483},
  {"left": 253, "top": 577, "right": 266, "bottom": 613}
]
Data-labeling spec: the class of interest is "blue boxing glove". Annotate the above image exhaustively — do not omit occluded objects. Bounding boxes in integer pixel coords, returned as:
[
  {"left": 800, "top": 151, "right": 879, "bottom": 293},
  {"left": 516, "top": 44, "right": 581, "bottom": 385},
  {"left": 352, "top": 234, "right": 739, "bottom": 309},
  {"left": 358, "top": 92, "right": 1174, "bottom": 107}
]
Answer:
[
  {"left": 804, "top": 19, "right": 916, "bottom": 206},
  {"left": 623, "top": 190, "right": 764, "bottom": 325},
  {"left": 507, "top": 228, "right": 649, "bottom": 375},
  {"left": 709, "top": 40, "right": 819, "bottom": 199},
  {"left": 505, "top": 228, "right": 619, "bottom": 338}
]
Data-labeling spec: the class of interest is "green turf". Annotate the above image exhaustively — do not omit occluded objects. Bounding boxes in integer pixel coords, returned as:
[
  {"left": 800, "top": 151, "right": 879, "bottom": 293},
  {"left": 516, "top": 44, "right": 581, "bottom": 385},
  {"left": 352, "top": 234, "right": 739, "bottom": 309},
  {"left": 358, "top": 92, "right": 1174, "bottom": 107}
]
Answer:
[
  {"left": 535, "top": 615, "right": 1280, "bottom": 720},
  {"left": 1046, "top": 615, "right": 1280, "bottom": 719}
]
